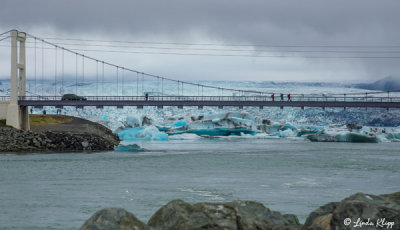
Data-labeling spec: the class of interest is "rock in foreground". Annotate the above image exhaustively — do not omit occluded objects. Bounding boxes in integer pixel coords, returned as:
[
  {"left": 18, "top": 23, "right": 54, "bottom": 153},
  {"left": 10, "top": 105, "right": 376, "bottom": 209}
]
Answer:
[
  {"left": 148, "top": 200, "right": 301, "bottom": 230},
  {"left": 81, "top": 191, "right": 400, "bottom": 230},
  {"left": 80, "top": 208, "right": 148, "bottom": 230},
  {"left": 303, "top": 192, "right": 400, "bottom": 230}
]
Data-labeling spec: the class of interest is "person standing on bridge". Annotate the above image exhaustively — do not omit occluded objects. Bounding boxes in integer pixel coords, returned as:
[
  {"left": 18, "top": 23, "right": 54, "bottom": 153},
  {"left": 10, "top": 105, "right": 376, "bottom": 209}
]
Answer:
[
  {"left": 288, "top": 94, "right": 291, "bottom": 101},
  {"left": 271, "top": 93, "right": 275, "bottom": 102},
  {"left": 280, "top": 93, "right": 284, "bottom": 101},
  {"left": 145, "top": 93, "right": 149, "bottom": 101}
]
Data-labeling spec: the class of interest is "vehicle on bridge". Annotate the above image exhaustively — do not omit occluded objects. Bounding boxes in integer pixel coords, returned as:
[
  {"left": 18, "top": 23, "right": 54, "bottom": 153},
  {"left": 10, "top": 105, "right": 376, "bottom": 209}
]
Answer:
[{"left": 61, "top": 94, "right": 87, "bottom": 101}]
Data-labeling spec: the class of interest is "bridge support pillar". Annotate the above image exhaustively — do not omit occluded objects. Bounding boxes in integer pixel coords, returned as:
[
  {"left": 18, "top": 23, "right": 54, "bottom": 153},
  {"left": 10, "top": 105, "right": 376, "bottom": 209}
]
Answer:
[{"left": 6, "top": 30, "right": 30, "bottom": 130}]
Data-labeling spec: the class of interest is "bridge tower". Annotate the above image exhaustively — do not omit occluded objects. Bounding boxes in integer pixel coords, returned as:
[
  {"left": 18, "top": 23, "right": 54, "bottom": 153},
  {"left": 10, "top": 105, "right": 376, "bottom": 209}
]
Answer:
[{"left": 6, "top": 30, "right": 30, "bottom": 130}]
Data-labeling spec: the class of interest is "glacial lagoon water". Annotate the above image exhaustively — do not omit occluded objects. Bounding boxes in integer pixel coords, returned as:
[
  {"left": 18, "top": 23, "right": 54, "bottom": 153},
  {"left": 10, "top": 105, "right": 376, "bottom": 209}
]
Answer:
[{"left": 1, "top": 139, "right": 400, "bottom": 230}]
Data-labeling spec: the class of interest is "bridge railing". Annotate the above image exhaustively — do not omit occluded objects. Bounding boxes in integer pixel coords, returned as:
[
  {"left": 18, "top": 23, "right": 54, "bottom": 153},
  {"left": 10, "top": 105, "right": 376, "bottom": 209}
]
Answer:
[
  {"left": 17, "top": 95, "right": 400, "bottom": 102},
  {"left": 0, "top": 96, "right": 10, "bottom": 101}
]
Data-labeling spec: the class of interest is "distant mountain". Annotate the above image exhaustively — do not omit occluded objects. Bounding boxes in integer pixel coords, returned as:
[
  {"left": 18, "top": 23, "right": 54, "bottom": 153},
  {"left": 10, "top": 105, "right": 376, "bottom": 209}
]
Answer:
[{"left": 354, "top": 76, "right": 400, "bottom": 91}]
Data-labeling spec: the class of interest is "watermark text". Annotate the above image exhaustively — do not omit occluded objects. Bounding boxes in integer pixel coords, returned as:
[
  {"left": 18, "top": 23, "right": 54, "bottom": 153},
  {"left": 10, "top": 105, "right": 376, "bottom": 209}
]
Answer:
[{"left": 343, "top": 217, "right": 396, "bottom": 229}]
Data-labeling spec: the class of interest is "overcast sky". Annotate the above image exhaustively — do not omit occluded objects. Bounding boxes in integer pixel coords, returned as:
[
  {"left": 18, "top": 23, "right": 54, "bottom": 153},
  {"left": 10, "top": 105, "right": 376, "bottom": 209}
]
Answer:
[{"left": 1, "top": 0, "right": 399, "bottom": 82}]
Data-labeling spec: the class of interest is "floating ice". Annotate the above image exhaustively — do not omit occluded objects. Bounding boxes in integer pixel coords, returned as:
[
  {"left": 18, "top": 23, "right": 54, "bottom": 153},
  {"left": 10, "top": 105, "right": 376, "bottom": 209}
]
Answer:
[
  {"left": 279, "top": 129, "right": 296, "bottom": 137},
  {"left": 173, "top": 119, "right": 187, "bottom": 127},
  {"left": 115, "top": 144, "right": 144, "bottom": 152},
  {"left": 169, "top": 133, "right": 201, "bottom": 140},
  {"left": 117, "top": 126, "right": 168, "bottom": 141},
  {"left": 112, "top": 110, "right": 400, "bottom": 142},
  {"left": 307, "top": 132, "right": 378, "bottom": 143},
  {"left": 125, "top": 116, "right": 141, "bottom": 127}
]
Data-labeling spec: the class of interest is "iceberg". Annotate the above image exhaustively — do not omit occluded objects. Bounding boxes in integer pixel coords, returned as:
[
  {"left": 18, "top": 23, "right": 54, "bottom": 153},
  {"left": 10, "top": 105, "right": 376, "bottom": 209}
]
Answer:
[
  {"left": 297, "top": 128, "right": 321, "bottom": 137},
  {"left": 117, "top": 126, "right": 168, "bottom": 141},
  {"left": 155, "top": 112, "right": 259, "bottom": 137},
  {"left": 337, "top": 133, "right": 379, "bottom": 143},
  {"left": 125, "top": 116, "right": 141, "bottom": 128},
  {"left": 173, "top": 119, "right": 187, "bottom": 127},
  {"left": 307, "top": 132, "right": 378, "bottom": 143},
  {"left": 115, "top": 144, "right": 145, "bottom": 152},
  {"left": 113, "top": 110, "right": 400, "bottom": 142},
  {"left": 168, "top": 133, "right": 201, "bottom": 140},
  {"left": 279, "top": 129, "right": 296, "bottom": 137},
  {"left": 385, "top": 133, "right": 400, "bottom": 140}
]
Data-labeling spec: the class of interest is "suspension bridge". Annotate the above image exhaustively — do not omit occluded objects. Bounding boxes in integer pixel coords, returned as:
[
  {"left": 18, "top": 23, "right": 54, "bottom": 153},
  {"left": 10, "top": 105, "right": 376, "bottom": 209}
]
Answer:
[{"left": 1, "top": 29, "right": 400, "bottom": 130}]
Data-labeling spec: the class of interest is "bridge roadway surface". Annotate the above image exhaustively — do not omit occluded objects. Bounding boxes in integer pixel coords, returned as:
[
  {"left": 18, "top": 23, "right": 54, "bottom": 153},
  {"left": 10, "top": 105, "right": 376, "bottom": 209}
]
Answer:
[{"left": 7, "top": 96, "right": 400, "bottom": 109}]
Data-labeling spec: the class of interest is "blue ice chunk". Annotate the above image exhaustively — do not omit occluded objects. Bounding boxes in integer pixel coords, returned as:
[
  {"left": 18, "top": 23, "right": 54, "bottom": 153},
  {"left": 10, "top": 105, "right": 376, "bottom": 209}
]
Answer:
[
  {"left": 117, "top": 126, "right": 168, "bottom": 141},
  {"left": 337, "top": 133, "right": 378, "bottom": 143},
  {"left": 115, "top": 144, "right": 144, "bottom": 152},
  {"left": 156, "top": 126, "right": 171, "bottom": 132},
  {"left": 118, "top": 127, "right": 144, "bottom": 141},
  {"left": 386, "top": 133, "right": 400, "bottom": 140},
  {"left": 281, "top": 123, "right": 297, "bottom": 131},
  {"left": 265, "top": 124, "right": 281, "bottom": 133},
  {"left": 173, "top": 119, "right": 187, "bottom": 127},
  {"left": 279, "top": 129, "right": 296, "bottom": 137},
  {"left": 153, "top": 132, "right": 169, "bottom": 141},
  {"left": 297, "top": 128, "right": 321, "bottom": 137}
]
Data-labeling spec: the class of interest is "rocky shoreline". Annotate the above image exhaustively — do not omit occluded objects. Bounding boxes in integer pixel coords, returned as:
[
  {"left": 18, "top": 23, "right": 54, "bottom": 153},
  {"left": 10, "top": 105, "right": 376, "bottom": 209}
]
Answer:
[
  {"left": 80, "top": 191, "right": 400, "bottom": 230},
  {"left": 0, "top": 115, "right": 120, "bottom": 152}
]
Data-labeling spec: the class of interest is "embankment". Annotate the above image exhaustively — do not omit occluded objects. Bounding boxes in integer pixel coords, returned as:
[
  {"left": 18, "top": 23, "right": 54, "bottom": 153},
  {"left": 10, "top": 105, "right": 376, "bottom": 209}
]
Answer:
[{"left": 0, "top": 115, "right": 120, "bottom": 152}]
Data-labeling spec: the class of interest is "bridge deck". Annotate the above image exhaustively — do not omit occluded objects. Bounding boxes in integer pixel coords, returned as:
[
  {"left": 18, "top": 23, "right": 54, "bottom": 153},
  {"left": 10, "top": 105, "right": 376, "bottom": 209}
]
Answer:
[{"left": 4, "top": 96, "right": 400, "bottom": 108}]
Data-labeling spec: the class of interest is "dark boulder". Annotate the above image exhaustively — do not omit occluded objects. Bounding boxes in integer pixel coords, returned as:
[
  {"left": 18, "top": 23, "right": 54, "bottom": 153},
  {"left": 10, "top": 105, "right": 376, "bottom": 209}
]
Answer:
[
  {"left": 80, "top": 208, "right": 148, "bottom": 230},
  {"left": 148, "top": 199, "right": 301, "bottom": 230}
]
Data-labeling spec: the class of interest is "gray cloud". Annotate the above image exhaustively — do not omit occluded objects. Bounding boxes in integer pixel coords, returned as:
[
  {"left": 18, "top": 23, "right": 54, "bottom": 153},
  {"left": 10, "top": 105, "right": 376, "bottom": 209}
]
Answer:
[
  {"left": 0, "top": 0, "right": 399, "bottom": 82},
  {"left": 1, "top": 0, "right": 399, "bottom": 43}
]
